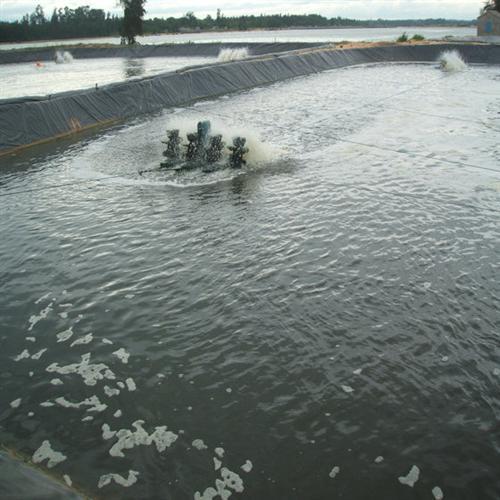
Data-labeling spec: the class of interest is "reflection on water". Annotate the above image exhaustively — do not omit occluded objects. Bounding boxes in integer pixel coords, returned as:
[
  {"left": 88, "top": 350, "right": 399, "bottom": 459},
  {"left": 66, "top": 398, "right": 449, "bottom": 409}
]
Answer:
[
  {"left": 0, "top": 64, "right": 499, "bottom": 499},
  {"left": 123, "top": 58, "right": 145, "bottom": 79}
]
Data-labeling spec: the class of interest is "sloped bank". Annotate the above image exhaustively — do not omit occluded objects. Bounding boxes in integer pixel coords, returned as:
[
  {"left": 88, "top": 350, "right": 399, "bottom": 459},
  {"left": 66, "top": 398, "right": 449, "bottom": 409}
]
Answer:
[{"left": 0, "top": 42, "right": 499, "bottom": 156}]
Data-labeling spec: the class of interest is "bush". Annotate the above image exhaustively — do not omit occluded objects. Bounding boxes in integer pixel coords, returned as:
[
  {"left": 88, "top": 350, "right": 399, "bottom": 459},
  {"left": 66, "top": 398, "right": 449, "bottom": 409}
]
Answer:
[
  {"left": 397, "top": 32, "right": 408, "bottom": 42},
  {"left": 412, "top": 34, "right": 425, "bottom": 41}
]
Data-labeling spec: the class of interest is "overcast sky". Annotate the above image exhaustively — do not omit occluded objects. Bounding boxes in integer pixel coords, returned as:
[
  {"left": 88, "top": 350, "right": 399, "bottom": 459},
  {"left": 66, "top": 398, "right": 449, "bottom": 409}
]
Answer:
[{"left": 0, "top": 0, "right": 485, "bottom": 22}]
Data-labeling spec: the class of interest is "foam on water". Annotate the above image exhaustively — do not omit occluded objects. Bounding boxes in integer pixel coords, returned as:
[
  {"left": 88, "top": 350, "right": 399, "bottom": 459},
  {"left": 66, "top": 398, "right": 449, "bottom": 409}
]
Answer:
[
  {"left": 438, "top": 50, "right": 467, "bottom": 72},
  {"left": 32, "top": 440, "right": 67, "bottom": 468},
  {"left": 112, "top": 347, "right": 130, "bottom": 364},
  {"left": 55, "top": 395, "right": 107, "bottom": 413},
  {"left": 98, "top": 470, "right": 139, "bottom": 489},
  {"left": 102, "top": 420, "right": 178, "bottom": 457},
  {"left": 46, "top": 353, "right": 116, "bottom": 386},
  {"left": 329, "top": 466, "right": 340, "bottom": 479},
  {"left": 398, "top": 465, "right": 420, "bottom": 487},
  {"left": 10, "top": 398, "right": 21, "bottom": 408},
  {"left": 432, "top": 486, "right": 444, "bottom": 499}
]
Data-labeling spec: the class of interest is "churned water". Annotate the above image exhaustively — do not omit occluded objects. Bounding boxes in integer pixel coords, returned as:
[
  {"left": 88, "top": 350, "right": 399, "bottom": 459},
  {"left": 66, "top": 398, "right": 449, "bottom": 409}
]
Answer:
[
  {"left": 0, "top": 56, "right": 214, "bottom": 99},
  {"left": 0, "top": 61, "right": 499, "bottom": 499}
]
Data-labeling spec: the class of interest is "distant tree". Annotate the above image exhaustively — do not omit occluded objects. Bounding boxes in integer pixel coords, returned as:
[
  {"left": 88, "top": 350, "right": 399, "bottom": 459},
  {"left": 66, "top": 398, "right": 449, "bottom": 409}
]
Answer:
[
  {"left": 51, "top": 8, "right": 59, "bottom": 25},
  {"left": 30, "top": 4, "right": 46, "bottom": 25},
  {"left": 482, "top": 0, "right": 500, "bottom": 12},
  {"left": 120, "top": 0, "right": 146, "bottom": 44}
]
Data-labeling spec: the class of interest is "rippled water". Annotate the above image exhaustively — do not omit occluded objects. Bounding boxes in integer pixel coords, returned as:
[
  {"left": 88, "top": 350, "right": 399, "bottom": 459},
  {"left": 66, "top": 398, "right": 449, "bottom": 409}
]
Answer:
[
  {"left": 0, "top": 56, "right": 214, "bottom": 99},
  {"left": 1, "top": 62, "right": 499, "bottom": 499},
  {"left": 0, "top": 26, "right": 477, "bottom": 51}
]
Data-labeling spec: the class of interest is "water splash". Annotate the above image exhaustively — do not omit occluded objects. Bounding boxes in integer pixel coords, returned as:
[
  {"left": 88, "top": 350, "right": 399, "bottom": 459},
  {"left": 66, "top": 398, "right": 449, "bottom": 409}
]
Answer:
[
  {"left": 54, "top": 50, "right": 74, "bottom": 64},
  {"left": 164, "top": 115, "right": 283, "bottom": 167},
  {"left": 438, "top": 50, "right": 466, "bottom": 72},
  {"left": 217, "top": 48, "right": 249, "bottom": 62}
]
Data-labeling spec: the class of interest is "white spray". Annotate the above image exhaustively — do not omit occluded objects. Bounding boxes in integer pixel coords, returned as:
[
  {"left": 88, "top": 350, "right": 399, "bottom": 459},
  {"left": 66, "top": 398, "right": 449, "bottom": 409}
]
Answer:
[
  {"left": 217, "top": 48, "right": 250, "bottom": 63},
  {"left": 438, "top": 50, "right": 466, "bottom": 72},
  {"left": 54, "top": 50, "right": 74, "bottom": 64}
]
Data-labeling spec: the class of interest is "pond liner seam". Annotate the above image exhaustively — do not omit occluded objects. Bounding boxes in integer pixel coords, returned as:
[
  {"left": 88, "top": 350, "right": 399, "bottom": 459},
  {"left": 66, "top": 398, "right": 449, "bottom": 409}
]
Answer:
[{"left": 0, "top": 42, "right": 499, "bottom": 157}]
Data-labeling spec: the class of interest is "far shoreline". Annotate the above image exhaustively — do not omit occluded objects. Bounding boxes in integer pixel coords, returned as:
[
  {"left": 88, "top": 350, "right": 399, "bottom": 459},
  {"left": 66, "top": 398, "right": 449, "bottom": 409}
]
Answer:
[{"left": 0, "top": 23, "right": 476, "bottom": 48}]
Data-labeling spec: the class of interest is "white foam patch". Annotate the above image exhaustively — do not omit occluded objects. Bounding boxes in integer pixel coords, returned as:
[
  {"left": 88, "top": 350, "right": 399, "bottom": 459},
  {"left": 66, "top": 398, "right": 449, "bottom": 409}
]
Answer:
[
  {"left": 104, "top": 385, "right": 120, "bottom": 397},
  {"left": 40, "top": 401, "right": 55, "bottom": 407},
  {"left": 341, "top": 385, "right": 354, "bottom": 393},
  {"left": 102, "top": 338, "right": 113, "bottom": 345},
  {"left": 55, "top": 395, "right": 107, "bottom": 413},
  {"left": 353, "top": 368, "right": 363, "bottom": 375},
  {"left": 14, "top": 348, "right": 48, "bottom": 361},
  {"left": 14, "top": 350, "right": 30, "bottom": 361},
  {"left": 50, "top": 378, "right": 64, "bottom": 386},
  {"left": 493, "top": 368, "right": 500, "bottom": 376},
  {"left": 101, "top": 420, "right": 178, "bottom": 457},
  {"left": 63, "top": 474, "right": 72, "bottom": 487},
  {"left": 432, "top": 486, "right": 444, "bottom": 499},
  {"left": 217, "top": 47, "right": 249, "bottom": 62},
  {"left": 215, "top": 447, "right": 225, "bottom": 458},
  {"left": 195, "top": 465, "right": 245, "bottom": 500},
  {"left": 29, "top": 371, "right": 34, "bottom": 377},
  {"left": 221, "top": 467, "right": 244, "bottom": 493},
  {"left": 98, "top": 470, "right": 139, "bottom": 489},
  {"left": 31, "top": 348, "right": 47, "bottom": 360},
  {"left": 241, "top": 460, "right": 253, "bottom": 473},
  {"left": 28, "top": 411, "right": 35, "bottom": 417},
  {"left": 26, "top": 337, "right": 36, "bottom": 343},
  {"left": 82, "top": 416, "right": 94, "bottom": 422},
  {"left": 399, "top": 465, "right": 420, "bottom": 487},
  {"left": 438, "top": 50, "right": 467, "bottom": 72},
  {"left": 28, "top": 303, "right": 54, "bottom": 331},
  {"left": 70, "top": 333, "right": 93, "bottom": 347},
  {"left": 192, "top": 439, "right": 208, "bottom": 450},
  {"left": 113, "top": 348, "right": 130, "bottom": 364},
  {"left": 46, "top": 353, "right": 116, "bottom": 386},
  {"left": 10, "top": 398, "right": 21, "bottom": 408},
  {"left": 117, "top": 381, "right": 125, "bottom": 389},
  {"left": 59, "top": 312, "right": 68, "bottom": 319},
  {"left": 56, "top": 327, "right": 74, "bottom": 343},
  {"left": 35, "top": 292, "right": 51, "bottom": 304},
  {"left": 329, "top": 466, "right": 340, "bottom": 479},
  {"left": 214, "top": 458, "right": 222, "bottom": 471},
  {"left": 125, "top": 378, "right": 136, "bottom": 391},
  {"left": 375, "top": 456, "right": 384, "bottom": 463},
  {"left": 32, "top": 440, "right": 66, "bottom": 468},
  {"left": 114, "top": 409, "right": 123, "bottom": 418}
]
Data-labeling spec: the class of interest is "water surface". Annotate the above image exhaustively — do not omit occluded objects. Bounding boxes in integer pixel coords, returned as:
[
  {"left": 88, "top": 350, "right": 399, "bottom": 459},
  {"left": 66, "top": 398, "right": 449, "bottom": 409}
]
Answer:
[
  {"left": 0, "top": 62, "right": 499, "bottom": 499},
  {"left": 0, "top": 56, "right": 214, "bottom": 99}
]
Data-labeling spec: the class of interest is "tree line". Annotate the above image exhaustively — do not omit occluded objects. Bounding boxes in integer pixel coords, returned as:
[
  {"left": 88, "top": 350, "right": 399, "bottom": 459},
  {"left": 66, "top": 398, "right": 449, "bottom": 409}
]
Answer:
[{"left": 0, "top": 4, "right": 474, "bottom": 44}]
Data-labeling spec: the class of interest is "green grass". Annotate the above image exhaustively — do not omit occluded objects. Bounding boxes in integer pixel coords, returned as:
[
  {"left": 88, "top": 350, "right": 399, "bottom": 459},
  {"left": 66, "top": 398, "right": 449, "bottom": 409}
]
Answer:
[
  {"left": 412, "top": 34, "right": 425, "bottom": 41},
  {"left": 396, "top": 32, "right": 409, "bottom": 43}
]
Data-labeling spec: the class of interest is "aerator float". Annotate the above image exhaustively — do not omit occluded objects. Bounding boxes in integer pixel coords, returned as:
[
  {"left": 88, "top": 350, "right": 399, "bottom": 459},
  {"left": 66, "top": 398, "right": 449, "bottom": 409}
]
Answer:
[{"left": 160, "top": 121, "right": 249, "bottom": 172}]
